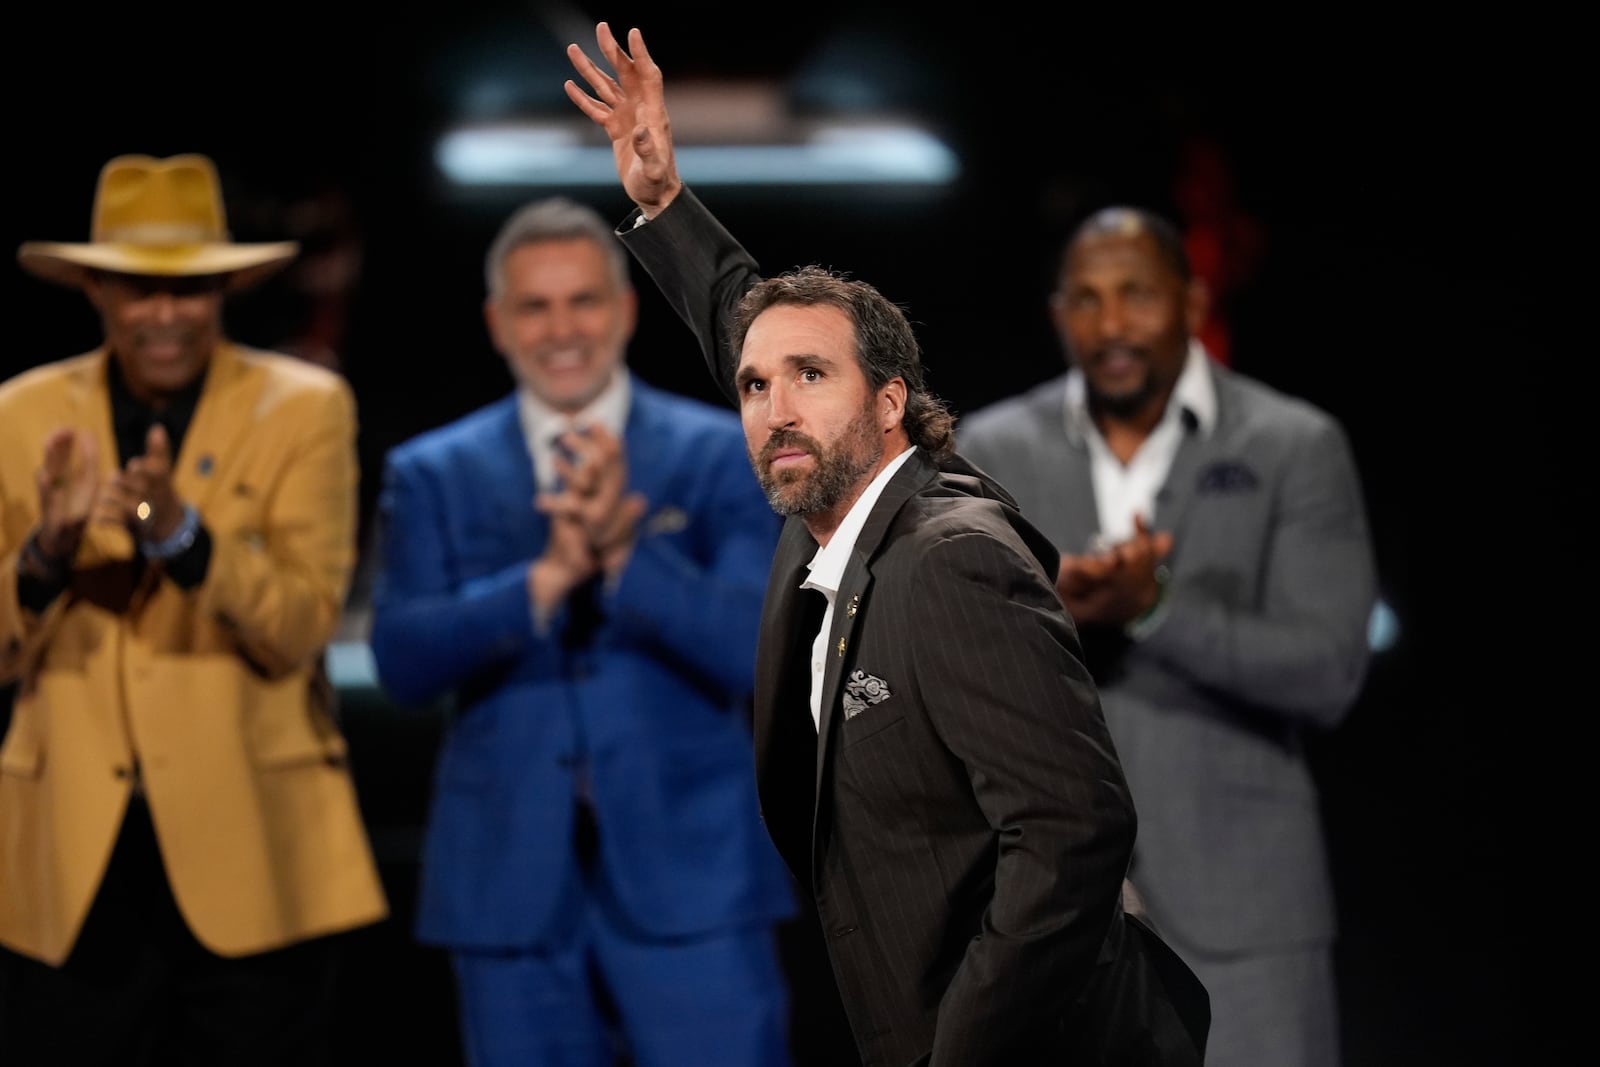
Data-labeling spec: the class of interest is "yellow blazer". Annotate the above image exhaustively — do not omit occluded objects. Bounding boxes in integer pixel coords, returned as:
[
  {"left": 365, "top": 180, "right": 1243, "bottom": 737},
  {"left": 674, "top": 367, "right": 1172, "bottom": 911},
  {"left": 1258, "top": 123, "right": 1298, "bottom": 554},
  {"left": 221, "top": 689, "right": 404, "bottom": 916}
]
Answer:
[{"left": 0, "top": 343, "right": 387, "bottom": 965}]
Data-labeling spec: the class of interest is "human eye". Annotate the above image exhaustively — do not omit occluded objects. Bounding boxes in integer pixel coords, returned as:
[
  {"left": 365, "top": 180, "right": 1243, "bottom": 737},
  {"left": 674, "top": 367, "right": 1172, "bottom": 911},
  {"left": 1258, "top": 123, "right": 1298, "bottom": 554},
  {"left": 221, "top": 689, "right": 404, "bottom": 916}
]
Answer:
[{"left": 799, "top": 366, "right": 823, "bottom": 383}]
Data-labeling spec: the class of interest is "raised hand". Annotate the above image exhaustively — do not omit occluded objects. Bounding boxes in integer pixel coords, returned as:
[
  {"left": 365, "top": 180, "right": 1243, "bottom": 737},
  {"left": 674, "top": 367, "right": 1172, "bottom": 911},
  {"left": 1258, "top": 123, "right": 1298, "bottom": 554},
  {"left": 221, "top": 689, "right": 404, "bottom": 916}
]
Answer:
[{"left": 564, "top": 22, "right": 682, "bottom": 217}]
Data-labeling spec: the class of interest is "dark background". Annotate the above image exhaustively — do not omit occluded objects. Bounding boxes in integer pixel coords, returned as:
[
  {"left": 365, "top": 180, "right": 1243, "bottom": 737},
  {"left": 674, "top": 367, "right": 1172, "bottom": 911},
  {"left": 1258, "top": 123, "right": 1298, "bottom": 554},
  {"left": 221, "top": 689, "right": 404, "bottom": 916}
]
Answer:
[{"left": 2, "top": 3, "right": 1575, "bottom": 1062}]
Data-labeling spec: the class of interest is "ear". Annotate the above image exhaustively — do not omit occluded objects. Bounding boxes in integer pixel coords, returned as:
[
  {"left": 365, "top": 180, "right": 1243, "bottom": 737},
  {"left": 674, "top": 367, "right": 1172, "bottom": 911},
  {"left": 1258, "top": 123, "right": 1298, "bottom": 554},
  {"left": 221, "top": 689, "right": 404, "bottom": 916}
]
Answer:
[
  {"left": 1184, "top": 276, "right": 1210, "bottom": 338},
  {"left": 483, "top": 296, "right": 506, "bottom": 351},
  {"left": 879, "top": 377, "right": 907, "bottom": 433},
  {"left": 1047, "top": 289, "right": 1073, "bottom": 343},
  {"left": 82, "top": 273, "right": 107, "bottom": 313},
  {"left": 617, "top": 287, "right": 639, "bottom": 343}
]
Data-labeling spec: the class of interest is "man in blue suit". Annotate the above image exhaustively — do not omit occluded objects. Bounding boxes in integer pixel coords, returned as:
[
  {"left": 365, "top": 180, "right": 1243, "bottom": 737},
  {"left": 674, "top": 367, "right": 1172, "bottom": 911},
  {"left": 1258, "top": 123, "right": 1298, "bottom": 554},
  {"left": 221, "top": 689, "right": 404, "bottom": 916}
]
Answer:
[{"left": 368, "top": 196, "right": 796, "bottom": 1067}]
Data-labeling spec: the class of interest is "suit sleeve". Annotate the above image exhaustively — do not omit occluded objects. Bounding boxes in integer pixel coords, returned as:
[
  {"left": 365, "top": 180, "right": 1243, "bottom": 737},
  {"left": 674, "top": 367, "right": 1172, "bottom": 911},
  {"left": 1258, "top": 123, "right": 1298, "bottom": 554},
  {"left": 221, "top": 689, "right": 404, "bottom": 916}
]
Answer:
[
  {"left": 196, "top": 378, "right": 356, "bottom": 677},
  {"left": 602, "top": 430, "right": 779, "bottom": 696},
  {"left": 1141, "top": 414, "right": 1377, "bottom": 729},
  {"left": 910, "top": 525, "right": 1135, "bottom": 1062},
  {"left": 365, "top": 449, "right": 561, "bottom": 708},
  {"left": 619, "top": 188, "right": 761, "bottom": 407}
]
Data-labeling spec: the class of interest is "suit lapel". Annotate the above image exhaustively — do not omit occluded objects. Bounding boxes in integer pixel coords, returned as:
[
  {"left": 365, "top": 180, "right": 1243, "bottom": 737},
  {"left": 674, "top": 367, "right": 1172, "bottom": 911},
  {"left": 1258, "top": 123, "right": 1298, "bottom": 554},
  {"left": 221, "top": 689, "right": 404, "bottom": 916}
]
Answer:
[
  {"left": 811, "top": 452, "right": 933, "bottom": 794},
  {"left": 1052, "top": 440, "right": 1103, "bottom": 557},
  {"left": 489, "top": 399, "right": 544, "bottom": 550},
  {"left": 621, "top": 384, "right": 670, "bottom": 513},
  {"left": 754, "top": 451, "right": 940, "bottom": 877},
  {"left": 171, "top": 345, "right": 258, "bottom": 518},
  {"left": 754, "top": 523, "right": 825, "bottom": 877},
  {"left": 1152, "top": 374, "right": 1236, "bottom": 550}
]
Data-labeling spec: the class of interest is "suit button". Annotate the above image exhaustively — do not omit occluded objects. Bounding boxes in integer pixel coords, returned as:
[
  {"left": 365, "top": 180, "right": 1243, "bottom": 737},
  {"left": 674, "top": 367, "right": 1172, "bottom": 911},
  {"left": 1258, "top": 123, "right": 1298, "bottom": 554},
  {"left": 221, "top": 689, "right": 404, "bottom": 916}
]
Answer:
[{"left": 832, "top": 925, "right": 856, "bottom": 937}]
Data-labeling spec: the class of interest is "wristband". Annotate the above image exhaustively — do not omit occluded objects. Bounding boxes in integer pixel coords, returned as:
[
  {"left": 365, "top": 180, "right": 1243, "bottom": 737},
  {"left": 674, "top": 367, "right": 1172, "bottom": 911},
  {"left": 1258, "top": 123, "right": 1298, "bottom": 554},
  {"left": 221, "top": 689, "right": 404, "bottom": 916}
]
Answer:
[
  {"left": 141, "top": 504, "right": 201, "bottom": 560},
  {"left": 1126, "top": 564, "right": 1171, "bottom": 640},
  {"left": 18, "top": 533, "right": 69, "bottom": 585}
]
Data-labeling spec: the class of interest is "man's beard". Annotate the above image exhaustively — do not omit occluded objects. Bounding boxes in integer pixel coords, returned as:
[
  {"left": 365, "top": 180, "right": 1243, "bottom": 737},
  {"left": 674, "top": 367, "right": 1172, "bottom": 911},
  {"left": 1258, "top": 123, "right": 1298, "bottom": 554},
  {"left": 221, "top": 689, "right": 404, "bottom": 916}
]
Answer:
[
  {"left": 1080, "top": 342, "right": 1162, "bottom": 419},
  {"left": 1086, "top": 379, "right": 1157, "bottom": 420},
  {"left": 753, "top": 406, "right": 882, "bottom": 517}
]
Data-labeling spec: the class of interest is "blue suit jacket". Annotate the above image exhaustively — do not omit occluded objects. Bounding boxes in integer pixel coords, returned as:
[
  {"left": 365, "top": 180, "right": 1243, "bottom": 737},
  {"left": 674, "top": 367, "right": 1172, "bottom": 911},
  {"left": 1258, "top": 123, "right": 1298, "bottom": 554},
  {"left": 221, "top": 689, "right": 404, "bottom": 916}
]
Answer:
[{"left": 368, "top": 378, "right": 795, "bottom": 950}]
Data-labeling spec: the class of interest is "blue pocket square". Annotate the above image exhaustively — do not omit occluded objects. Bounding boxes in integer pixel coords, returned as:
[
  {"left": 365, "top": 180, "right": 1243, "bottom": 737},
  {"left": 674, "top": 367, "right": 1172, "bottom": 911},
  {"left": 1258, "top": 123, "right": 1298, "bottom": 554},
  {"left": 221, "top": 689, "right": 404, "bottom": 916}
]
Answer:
[
  {"left": 842, "top": 670, "right": 892, "bottom": 720},
  {"left": 1196, "top": 460, "right": 1258, "bottom": 493}
]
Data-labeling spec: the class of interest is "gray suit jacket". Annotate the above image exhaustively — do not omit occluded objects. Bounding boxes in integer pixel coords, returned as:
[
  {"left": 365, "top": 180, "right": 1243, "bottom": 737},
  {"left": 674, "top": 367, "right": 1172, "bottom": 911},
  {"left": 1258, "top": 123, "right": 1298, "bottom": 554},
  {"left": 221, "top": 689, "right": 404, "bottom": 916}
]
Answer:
[
  {"left": 622, "top": 187, "right": 1208, "bottom": 1066},
  {"left": 957, "top": 367, "right": 1377, "bottom": 955}
]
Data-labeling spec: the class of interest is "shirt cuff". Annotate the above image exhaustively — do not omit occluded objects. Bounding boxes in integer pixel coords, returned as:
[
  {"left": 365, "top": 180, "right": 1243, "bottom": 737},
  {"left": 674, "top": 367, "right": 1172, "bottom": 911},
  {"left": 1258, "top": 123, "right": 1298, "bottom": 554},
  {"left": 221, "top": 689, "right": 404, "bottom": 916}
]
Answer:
[{"left": 141, "top": 504, "right": 202, "bottom": 560}]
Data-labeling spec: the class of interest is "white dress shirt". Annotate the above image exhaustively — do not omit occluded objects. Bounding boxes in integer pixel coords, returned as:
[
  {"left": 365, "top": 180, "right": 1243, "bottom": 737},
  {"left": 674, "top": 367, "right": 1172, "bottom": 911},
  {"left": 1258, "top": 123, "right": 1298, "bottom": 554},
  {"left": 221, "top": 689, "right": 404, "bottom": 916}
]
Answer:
[
  {"left": 1062, "top": 339, "right": 1217, "bottom": 549},
  {"left": 799, "top": 445, "right": 916, "bottom": 731}
]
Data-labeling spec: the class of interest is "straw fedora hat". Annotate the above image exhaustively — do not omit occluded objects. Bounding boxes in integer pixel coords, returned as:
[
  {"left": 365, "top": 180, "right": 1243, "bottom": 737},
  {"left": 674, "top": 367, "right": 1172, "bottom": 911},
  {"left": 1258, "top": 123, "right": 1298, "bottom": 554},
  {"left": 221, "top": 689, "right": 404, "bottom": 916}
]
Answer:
[{"left": 17, "top": 153, "right": 298, "bottom": 293}]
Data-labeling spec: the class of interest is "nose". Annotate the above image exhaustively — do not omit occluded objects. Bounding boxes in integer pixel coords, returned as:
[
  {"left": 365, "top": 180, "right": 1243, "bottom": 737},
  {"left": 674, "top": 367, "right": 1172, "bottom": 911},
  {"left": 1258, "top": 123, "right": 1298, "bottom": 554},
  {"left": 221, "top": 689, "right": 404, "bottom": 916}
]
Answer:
[
  {"left": 147, "top": 292, "right": 180, "bottom": 323},
  {"left": 764, "top": 382, "right": 796, "bottom": 431},
  {"left": 1094, "top": 297, "right": 1128, "bottom": 341},
  {"left": 545, "top": 303, "right": 582, "bottom": 341}
]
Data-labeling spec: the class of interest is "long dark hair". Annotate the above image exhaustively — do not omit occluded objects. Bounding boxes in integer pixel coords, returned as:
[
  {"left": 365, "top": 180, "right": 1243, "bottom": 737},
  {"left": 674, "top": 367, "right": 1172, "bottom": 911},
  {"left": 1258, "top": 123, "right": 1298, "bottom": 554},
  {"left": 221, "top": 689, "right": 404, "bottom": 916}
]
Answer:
[{"left": 730, "top": 265, "right": 955, "bottom": 458}]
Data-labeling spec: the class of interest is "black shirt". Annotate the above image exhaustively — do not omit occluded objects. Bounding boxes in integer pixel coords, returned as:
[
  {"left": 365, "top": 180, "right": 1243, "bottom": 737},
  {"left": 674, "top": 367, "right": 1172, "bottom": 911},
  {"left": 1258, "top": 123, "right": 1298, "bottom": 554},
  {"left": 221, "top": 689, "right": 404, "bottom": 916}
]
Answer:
[{"left": 17, "top": 354, "right": 214, "bottom": 612}]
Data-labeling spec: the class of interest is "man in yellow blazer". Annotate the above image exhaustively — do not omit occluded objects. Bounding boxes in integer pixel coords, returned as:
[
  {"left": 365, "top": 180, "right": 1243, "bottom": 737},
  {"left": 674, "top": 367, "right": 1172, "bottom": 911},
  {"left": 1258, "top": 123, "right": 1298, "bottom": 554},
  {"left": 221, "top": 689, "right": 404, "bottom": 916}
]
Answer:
[{"left": 0, "top": 154, "right": 387, "bottom": 1065}]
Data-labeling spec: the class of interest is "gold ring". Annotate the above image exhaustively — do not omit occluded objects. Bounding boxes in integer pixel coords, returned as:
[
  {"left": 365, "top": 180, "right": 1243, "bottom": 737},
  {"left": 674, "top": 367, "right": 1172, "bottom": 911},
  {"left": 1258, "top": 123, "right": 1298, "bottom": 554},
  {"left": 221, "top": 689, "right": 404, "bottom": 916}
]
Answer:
[{"left": 135, "top": 500, "right": 152, "bottom": 522}]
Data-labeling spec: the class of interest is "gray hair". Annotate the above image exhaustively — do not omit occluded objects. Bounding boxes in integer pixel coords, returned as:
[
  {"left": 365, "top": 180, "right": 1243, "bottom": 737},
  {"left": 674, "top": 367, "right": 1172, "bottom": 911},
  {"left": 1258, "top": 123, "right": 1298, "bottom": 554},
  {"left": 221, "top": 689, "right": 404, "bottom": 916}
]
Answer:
[{"left": 484, "top": 196, "right": 632, "bottom": 298}]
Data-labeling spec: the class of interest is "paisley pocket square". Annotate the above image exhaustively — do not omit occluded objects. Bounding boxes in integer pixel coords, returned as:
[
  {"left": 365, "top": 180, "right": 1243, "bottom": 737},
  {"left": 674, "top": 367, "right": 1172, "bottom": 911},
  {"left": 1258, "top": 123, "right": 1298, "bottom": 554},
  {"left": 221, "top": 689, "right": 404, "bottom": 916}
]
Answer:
[{"left": 842, "top": 669, "right": 892, "bottom": 720}]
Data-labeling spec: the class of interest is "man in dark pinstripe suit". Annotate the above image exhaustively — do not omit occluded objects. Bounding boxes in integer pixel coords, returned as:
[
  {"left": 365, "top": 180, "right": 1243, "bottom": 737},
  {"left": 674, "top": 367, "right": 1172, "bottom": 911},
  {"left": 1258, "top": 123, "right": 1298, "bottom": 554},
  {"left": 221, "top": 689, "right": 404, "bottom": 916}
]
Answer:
[{"left": 567, "top": 23, "right": 1207, "bottom": 1066}]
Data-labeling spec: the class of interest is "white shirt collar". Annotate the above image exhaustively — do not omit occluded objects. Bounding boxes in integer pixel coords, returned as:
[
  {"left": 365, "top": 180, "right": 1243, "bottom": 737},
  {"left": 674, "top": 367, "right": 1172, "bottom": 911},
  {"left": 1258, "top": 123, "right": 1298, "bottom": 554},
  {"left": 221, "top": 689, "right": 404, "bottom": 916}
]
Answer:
[
  {"left": 801, "top": 444, "right": 916, "bottom": 599},
  {"left": 518, "top": 369, "right": 632, "bottom": 492},
  {"left": 799, "top": 443, "right": 916, "bottom": 732},
  {"left": 1062, "top": 338, "right": 1218, "bottom": 445}
]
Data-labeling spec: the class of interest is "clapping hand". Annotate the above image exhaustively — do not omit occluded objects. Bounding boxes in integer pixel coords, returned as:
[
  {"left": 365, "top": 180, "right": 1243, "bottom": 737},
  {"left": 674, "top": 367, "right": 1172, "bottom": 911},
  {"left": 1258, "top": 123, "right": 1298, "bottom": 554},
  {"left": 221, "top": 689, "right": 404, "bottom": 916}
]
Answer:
[
  {"left": 32, "top": 427, "right": 100, "bottom": 561},
  {"left": 532, "top": 423, "right": 648, "bottom": 592},
  {"left": 105, "top": 423, "right": 186, "bottom": 542},
  {"left": 1056, "top": 514, "right": 1173, "bottom": 627}
]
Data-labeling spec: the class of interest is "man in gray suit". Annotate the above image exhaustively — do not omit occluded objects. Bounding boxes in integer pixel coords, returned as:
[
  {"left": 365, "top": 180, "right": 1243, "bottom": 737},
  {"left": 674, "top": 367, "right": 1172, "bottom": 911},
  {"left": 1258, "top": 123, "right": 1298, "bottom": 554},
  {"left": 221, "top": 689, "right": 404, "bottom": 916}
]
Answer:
[
  {"left": 566, "top": 21, "right": 1209, "bottom": 1067},
  {"left": 957, "top": 205, "right": 1378, "bottom": 1066}
]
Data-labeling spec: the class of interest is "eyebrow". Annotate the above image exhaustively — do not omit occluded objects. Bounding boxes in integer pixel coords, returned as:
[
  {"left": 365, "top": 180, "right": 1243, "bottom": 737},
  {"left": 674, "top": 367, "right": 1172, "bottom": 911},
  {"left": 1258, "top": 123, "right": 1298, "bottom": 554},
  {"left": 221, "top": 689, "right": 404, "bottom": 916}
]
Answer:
[{"left": 735, "top": 351, "right": 838, "bottom": 390}]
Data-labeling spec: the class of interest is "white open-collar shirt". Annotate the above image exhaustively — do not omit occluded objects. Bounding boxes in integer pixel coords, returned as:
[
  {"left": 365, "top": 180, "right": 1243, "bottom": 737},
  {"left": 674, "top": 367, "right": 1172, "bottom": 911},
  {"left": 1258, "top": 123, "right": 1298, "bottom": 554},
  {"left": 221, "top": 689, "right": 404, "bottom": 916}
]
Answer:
[
  {"left": 1063, "top": 339, "right": 1216, "bottom": 548},
  {"left": 798, "top": 444, "right": 916, "bottom": 731}
]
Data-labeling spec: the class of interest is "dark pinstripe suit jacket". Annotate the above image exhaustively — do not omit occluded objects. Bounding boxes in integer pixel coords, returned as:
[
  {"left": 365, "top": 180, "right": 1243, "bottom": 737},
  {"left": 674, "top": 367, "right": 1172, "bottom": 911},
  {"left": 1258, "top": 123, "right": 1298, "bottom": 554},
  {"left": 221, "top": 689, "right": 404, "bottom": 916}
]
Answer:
[{"left": 622, "top": 188, "right": 1207, "bottom": 1066}]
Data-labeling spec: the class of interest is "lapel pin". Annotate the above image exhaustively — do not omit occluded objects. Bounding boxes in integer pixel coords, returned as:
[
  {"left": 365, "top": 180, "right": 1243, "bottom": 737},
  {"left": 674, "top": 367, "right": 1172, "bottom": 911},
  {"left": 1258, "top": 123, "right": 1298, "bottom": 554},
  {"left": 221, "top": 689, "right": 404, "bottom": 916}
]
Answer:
[
  {"left": 837, "top": 637, "right": 846, "bottom": 657},
  {"left": 197, "top": 455, "right": 214, "bottom": 476},
  {"left": 847, "top": 593, "right": 859, "bottom": 617}
]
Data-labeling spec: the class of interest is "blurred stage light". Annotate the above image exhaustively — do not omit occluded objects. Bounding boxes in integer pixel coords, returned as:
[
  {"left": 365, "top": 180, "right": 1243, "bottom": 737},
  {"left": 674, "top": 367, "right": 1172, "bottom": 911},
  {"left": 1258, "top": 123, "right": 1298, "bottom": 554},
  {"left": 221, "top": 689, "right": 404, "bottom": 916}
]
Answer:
[{"left": 435, "top": 121, "right": 959, "bottom": 188}]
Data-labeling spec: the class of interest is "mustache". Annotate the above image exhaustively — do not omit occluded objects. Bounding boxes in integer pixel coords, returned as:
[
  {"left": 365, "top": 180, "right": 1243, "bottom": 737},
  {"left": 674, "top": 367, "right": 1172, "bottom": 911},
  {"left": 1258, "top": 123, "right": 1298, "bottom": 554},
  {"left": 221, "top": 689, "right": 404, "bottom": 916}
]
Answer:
[
  {"left": 757, "top": 429, "right": 822, "bottom": 466},
  {"left": 1086, "top": 342, "right": 1149, "bottom": 364}
]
